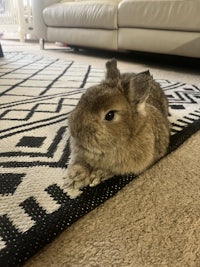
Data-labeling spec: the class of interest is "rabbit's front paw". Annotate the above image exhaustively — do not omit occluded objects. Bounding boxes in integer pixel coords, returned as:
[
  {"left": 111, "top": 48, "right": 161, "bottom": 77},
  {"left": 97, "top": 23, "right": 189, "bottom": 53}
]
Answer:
[
  {"left": 89, "top": 176, "right": 101, "bottom": 187},
  {"left": 89, "top": 169, "right": 112, "bottom": 187},
  {"left": 63, "top": 164, "right": 90, "bottom": 198}
]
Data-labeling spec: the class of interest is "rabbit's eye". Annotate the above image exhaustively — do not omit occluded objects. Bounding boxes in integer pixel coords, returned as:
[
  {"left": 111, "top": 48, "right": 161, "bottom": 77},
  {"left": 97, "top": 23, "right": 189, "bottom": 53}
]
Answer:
[{"left": 105, "top": 110, "right": 115, "bottom": 121}]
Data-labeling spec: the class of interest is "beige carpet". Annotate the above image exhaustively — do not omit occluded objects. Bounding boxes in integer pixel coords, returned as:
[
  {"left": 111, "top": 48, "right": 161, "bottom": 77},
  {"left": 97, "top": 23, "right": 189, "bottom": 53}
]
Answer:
[{"left": 2, "top": 40, "right": 200, "bottom": 267}]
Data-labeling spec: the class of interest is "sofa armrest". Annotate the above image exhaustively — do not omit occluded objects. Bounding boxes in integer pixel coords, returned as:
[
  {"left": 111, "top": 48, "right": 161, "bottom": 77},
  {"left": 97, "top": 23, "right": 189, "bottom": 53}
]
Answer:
[{"left": 31, "top": 0, "right": 60, "bottom": 40}]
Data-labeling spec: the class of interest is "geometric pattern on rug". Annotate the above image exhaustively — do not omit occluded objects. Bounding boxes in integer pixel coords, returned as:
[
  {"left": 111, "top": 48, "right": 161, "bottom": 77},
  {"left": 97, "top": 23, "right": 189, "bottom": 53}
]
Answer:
[{"left": 0, "top": 52, "right": 200, "bottom": 266}]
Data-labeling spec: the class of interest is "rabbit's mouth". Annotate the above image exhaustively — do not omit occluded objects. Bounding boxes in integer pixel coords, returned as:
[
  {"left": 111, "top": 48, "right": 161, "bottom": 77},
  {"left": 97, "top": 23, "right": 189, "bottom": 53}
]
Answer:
[
  {"left": 71, "top": 124, "right": 109, "bottom": 157},
  {"left": 75, "top": 138, "right": 105, "bottom": 161}
]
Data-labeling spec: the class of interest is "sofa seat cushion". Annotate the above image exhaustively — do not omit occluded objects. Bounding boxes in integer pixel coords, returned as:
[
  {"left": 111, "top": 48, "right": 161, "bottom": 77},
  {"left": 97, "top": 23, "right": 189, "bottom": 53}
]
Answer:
[
  {"left": 118, "top": 0, "right": 200, "bottom": 32},
  {"left": 43, "top": 1, "right": 118, "bottom": 29}
]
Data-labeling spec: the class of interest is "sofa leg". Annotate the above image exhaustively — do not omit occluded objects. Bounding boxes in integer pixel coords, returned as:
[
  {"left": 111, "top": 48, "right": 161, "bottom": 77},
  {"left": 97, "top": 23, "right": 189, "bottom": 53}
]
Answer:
[
  {"left": 39, "top": 38, "right": 45, "bottom": 50},
  {"left": 68, "top": 45, "right": 80, "bottom": 51},
  {"left": 0, "top": 43, "right": 4, "bottom": 57}
]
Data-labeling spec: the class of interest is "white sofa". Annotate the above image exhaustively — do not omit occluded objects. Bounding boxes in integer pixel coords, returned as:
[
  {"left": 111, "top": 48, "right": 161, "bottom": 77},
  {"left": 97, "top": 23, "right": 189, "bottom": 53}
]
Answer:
[{"left": 32, "top": 0, "right": 200, "bottom": 58}]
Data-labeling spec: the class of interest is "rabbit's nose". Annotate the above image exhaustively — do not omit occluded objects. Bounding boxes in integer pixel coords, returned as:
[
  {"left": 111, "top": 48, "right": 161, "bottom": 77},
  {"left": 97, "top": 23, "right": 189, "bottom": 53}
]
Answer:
[{"left": 71, "top": 122, "right": 96, "bottom": 140}]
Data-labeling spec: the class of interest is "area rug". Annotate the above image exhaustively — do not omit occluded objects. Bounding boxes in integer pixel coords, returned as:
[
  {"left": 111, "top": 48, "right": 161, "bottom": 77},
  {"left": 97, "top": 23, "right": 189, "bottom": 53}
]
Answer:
[{"left": 0, "top": 52, "right": 200, "bottom": 266}]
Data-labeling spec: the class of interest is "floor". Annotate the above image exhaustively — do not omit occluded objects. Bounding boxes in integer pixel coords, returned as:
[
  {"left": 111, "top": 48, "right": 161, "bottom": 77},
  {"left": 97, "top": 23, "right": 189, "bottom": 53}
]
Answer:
[{"left": 1, "top": 39, "right": 200, "bottom": 85}]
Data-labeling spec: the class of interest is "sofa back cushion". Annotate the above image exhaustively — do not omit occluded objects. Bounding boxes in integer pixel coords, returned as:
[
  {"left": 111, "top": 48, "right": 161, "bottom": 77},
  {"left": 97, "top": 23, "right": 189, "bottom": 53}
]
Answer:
[
  {"left": 118, "top": 0, "right": 200, "bottom": 32},
  {"left": 43, "top": 1, "right": 118, "bottom": 29}
]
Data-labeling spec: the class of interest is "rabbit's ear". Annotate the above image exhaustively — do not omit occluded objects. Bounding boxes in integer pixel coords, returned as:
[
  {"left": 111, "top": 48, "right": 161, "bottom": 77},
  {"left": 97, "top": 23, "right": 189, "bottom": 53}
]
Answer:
[
  {"left": 105, "top": 58, "right": 120, "bottom": 80},
  {"left": 129, "top": 70, "right": 152, "bottom": 113}
]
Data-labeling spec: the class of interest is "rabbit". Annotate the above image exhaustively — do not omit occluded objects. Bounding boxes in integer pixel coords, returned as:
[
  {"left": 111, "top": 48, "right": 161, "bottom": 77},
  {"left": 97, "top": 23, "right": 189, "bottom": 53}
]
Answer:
[{"left": 63, "top": 58, "right": 170, "bottom": 198}]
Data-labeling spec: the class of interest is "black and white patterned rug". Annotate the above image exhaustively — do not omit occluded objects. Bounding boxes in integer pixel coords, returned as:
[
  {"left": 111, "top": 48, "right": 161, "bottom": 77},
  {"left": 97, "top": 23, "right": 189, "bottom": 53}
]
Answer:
[{"left": 0, "top": 52, "right": 200, "bottom": 266}]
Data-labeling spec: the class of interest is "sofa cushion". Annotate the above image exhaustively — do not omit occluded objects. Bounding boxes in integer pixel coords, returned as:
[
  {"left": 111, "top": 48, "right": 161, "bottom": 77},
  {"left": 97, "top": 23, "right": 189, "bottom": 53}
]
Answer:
[
  {"left": 118, "top": 0, "right": 200, "bottom": 32},
  {"left": 43, "top": 1, "right": 118, "bottom": 29}
]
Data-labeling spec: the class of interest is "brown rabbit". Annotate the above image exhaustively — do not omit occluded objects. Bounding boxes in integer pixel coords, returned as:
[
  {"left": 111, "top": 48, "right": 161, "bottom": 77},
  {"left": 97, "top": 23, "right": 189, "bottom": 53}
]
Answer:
[{"left": 64, "top": 59, "right": 170, "bottom": 198}]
